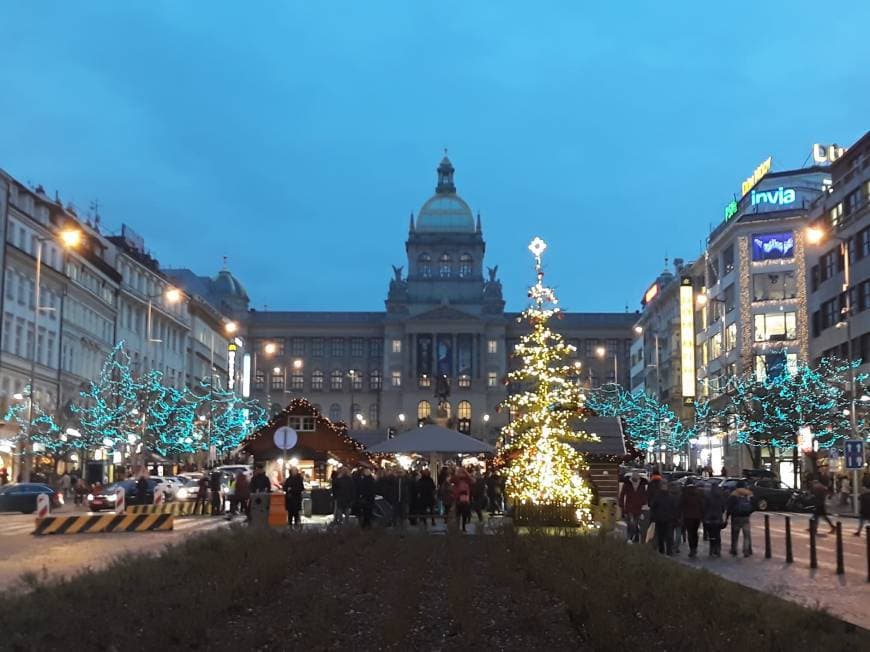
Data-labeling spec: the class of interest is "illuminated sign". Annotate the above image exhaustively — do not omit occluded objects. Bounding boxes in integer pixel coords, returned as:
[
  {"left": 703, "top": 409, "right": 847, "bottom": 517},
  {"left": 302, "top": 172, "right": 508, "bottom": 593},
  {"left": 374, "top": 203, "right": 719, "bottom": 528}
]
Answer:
[
  {"left": 227, "top": 342, "right": 237, "bottom": 389},
  {"left": 679, "top": 277, "right": 696, "bottom": 399},
  {"left": 752, "top": 232, "right": 794, "bottom": 261},
  {"left": 750, "top": 186, "right": 796, "bottom": 208},
  {"left": 741, "top": 157, "right": 772, "bottom": 197},
  {"left": 723, "top": 199, "right": 739, "bottom": 221},
  {"left": 242, "top": 353, "right": 251, "bottom": 398},
  {"left": 812, "top": 143, "right": 845, "bottom": 165},
  {"left": 642, "top": 283, "right": 659, "bottom": 306}
]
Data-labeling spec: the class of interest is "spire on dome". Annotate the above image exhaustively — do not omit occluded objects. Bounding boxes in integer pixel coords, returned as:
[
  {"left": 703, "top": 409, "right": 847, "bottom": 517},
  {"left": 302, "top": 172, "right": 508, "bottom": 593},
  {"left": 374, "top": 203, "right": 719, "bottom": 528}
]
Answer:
[
  {"left": 409, "top": 211, "right": 415, "bottom": 233},
  {"left": 436, "top": 149, "right": 456, "bottom": 194},
  {"left": 476, "top": 211, "right": 482, "bottom": 233}
]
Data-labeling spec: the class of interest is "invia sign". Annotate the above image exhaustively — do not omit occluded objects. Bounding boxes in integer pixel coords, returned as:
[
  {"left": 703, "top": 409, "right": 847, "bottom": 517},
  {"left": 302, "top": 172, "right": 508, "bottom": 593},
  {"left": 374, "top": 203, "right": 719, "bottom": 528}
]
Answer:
[{"left": 750, "top": 186, "right": 796, "bottom": 208}]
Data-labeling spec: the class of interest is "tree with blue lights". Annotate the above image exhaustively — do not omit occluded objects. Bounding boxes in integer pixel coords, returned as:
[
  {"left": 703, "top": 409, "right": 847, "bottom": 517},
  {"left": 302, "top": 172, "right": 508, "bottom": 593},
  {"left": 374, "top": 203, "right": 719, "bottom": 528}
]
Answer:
[{"left": 3, "top": 385, "right": 64, "bottom": 453}]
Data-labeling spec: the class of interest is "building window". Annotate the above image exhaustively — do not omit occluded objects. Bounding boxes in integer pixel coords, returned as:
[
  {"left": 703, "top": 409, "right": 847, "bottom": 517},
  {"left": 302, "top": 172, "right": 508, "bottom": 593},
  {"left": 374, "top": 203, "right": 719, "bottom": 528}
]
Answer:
[
  {"left": 860, "top": 228, "right": 870, "bottom": 259},
  {"left": 291, "top": 338, "right": 305, "bottom": 356},
  {"left": 458, "top": 374, "right": 471, "bottom": 388},
  {"left": 391, "top": 339, "right": 402, "bottom": 354},
  {"left": 270, "top": 370, "right": 285, "bottom": 391},
  {"left": 331, "top": 338, "right": 345, "bottom": 357},
  {"left": 417, "top": 400, "right": 431, "bottom": 422},
  {"left": 290, "top": 373, "right": 304, "bottom": 391},
  {"left": 753, "top": 272, "right": 797, "bottom": 301},
  {"left": 722, "top": 245, "right": 735, "bottom": 274},
  {"left": 439, "top": 253, "right": 451, "bottom": 278},
  {"left": 487, "top": 339, "right": 498, "bottom": 354},
  {"left": 368, "top": 403, "right": 379, "bottom": 426},
  {"left": 330, "top": 370, "right": 343, "bottom": 390},
  {"left": 418, "top": 253, "right": 432, "bottom": 278},
  {"left": 830, "top": 202, "right": 844, "bottom": 227},
  {"left": 710, "top": 332, "right": 722, "bottom": 359},
  {"left": 459, "top": 253, "right": 472, "bottom": 278},
  {"left": 369, "top": 338, "right": 382, "bottom": 357},
  {"left": 391, "top": 370, "right": 402, "bottom": 387},
  {"left": 725, "top": 322, "right": 737, "bottom": 352},
  {"left": 288, "top": 415, "right": 316, "bottom": 431},
  {"left": 487, "top": 371, "right": 498, "bottom": 388},
  {"left": 369, "top": 368, "right": 382, "bottom": 390},
  {"left": 351, "top": 338, "right": 364, "bottom": 357},
  {"left": 457, "top": 400, "right": 472, "bottom": 433},
  {"left": 754, "top": 352, "right": 798, "bottom": 381},
  {"left": 329, "top": 403, "right": 342, "bottom": 423},
  {"left": 311, "top": 370, "right": 324, "bottom": 391},
  {"left": 754, "top": 312, "right": 797, "bottom": 342},
  {"left": 723, "top": 284, "right": 736, "bottom": 313},
  {"left": 349, "top": 370, "right": 363, "bottom": 390},
  {"left": 254, "top": 370, "right": 265, "bottom": 390},
  {"left": 312, "top": 338, "right": 324, "bottom": 357},
  {"left": 418, "top": 373, "right": 431, "bottom": 388}
]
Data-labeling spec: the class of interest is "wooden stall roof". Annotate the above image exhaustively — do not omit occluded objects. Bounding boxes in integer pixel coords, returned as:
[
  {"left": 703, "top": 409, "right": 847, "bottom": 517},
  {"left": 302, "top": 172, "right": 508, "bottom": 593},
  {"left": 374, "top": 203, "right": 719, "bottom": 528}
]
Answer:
[{"left": 241, "top": 398, "right": 372, "bottom": 466}]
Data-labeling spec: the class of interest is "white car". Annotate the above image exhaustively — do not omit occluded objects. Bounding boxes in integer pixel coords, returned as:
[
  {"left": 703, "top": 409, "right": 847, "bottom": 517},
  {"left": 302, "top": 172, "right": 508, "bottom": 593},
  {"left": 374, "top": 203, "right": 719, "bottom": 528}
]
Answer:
[
  {"left": 215, "top": 465, "right": 252, "bottom": 478},
  {"left": 148, "top": 477, "right": 177, "bottom": 501}
]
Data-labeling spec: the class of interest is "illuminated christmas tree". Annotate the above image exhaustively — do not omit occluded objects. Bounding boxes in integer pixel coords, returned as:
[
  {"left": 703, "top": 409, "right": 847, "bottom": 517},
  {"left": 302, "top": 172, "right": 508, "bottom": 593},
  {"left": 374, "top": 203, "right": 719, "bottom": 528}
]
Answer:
[
  {"left": 497, "top": 237, "right": 596, "bottom": 524},
  {"left": 3, "top": 385, "right": 64, "bottom": 452}
]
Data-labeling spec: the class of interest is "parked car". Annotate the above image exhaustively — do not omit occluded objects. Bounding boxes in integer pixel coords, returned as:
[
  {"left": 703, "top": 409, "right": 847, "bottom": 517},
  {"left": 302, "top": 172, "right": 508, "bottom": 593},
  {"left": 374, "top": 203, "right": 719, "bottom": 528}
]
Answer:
[
  {"left": 215, "top": 465, "right": 252, "bottom": 478},
  {"left": 149, "top": 476, "right": 180, "bottom": 500},
  {"left": 0, "top": 483, "right": 63, "bottom": 514},
  {"left": 87, "top": 478, "right": 161, "bottom": 511},
  {"left": 175, "top": 479, "right": 203, "bottom": 502},
  {"left": 745, "top": 478, "right": 798, "bottom": 511}
]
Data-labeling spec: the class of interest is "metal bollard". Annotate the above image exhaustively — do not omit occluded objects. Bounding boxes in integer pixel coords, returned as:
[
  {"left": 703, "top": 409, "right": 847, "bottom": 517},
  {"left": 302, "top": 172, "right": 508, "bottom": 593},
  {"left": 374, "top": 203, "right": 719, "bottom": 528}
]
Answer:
[
  {"left": 809, "top": 518, "right": 818, "bottom": 570},
  {"left": 764, "top": 515, "right": 771, "bottom": 559},
  {"left": 785, "top": 516, "right": 793, "bottom": 564},
  {"left": 866, "top": 526, "right": 869, "bottom": 583},
  {"left": 835, "top": 522, "right": 844, "bottom": 575}
]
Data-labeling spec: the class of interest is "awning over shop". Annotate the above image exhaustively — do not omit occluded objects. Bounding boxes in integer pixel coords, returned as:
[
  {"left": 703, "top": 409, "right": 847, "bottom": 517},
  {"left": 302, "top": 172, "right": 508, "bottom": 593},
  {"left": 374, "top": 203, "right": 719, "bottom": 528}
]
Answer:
[{"left": 367, "top": 424, "right": 495, "bottom": 455}]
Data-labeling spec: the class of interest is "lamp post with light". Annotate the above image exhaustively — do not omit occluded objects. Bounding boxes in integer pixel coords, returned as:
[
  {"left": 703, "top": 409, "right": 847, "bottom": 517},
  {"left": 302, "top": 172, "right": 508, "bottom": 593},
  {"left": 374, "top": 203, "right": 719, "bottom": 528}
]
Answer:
[
  {"left": 595, "top": 345, "right": 618, "bottom": 386},
  {"left": 348, "top": 369, "right": 359, "bottom": 430},
  {"left": 22, "top": 227, "right": 81, "bottom": 482},
  {"left": 806, "top": 225, "right": 862, "bottom": 513}
]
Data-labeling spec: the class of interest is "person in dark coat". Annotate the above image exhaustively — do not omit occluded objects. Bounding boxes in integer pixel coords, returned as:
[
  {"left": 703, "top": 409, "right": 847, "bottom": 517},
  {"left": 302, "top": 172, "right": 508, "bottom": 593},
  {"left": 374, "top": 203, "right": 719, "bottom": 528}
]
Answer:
[
  {"left": 357, "top": 467, "right": 376, "bottom": 528},
  {"left": 726, "top": 481, "right": 755, "bottom": 557},
  {"left": 417, "top": 468, "right": 437, "bottom": 526},
  {"left": 331, "top": 467, "right": 356, "bottom": 526},
  {"left": 282, "top": 467, "right": 305, "bottom": 528},
  {"left": 209, "top": 471, "right": 224, "bottom": 515},
  {"left": 679, "top": 479, "right": 705, "bottom": 558},
  {"left": 404, "top": 471, "right": 418, "bottom": 526},
  {"left": 702, "top": 483, "right": 726, "bottom": 557},
  {"left": 471, "top": 470, "right": 487, "bottom": 522},
  {"left": 855, "top": 479, "right": 870, "bottom": 536},
  {"left": 649, "top": 480, "right": 679, "bottom": 555},
  {"left": 194, "top": 475, "right": 209, "bottom": 515},
  {"left": 645, "top": 471, "right": 664, "bottom": 546},
  {"left": 233, "top": 471, "right": 250, "bottom": 517},
  {"left": 136, "top": 475, "right": 149, "bottom": 506},
  {"left": 809, "top": 480, "right": 836, "bottom": 533},
  {"left": 250, "top": 464, "right": 271, "bottom": 493},
  {"left": 618, "top": 471, "right": 648, "bottom": 543}
]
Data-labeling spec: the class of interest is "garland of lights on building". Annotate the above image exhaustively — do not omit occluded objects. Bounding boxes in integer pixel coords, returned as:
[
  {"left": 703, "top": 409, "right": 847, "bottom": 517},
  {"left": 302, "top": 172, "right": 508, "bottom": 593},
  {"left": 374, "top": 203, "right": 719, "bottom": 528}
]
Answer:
[{"left": 496, "top": 237, "right": 596, "bottom": 523}]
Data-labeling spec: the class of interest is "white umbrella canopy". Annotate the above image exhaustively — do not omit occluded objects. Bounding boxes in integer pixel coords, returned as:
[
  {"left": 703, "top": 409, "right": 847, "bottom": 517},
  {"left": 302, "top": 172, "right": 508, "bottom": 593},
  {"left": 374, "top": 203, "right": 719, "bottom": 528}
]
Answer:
[{"left": 367, "top": 424, "right": 495, "bottom": 454}]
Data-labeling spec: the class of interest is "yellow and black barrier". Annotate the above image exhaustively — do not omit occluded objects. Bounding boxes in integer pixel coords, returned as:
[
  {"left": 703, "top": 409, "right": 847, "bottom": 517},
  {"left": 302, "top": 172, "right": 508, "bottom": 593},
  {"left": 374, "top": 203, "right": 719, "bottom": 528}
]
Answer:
[
  {"left": 33, "top": 513, "right": 175, "bottom": 536},
  {"left": 126, "top": 503, "right": 212, "bottom": 516}
]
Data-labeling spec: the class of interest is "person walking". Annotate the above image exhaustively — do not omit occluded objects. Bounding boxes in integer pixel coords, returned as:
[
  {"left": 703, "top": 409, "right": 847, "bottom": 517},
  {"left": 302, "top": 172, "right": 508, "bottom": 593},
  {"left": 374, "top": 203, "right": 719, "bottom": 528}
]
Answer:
[
  {"left": 193, "top": 475, "right": 209, "bottom": 515},
  {"left": 853, "top": 479, "right": 870, "bottom": 536},
  {"left": 702, "top": 482, "right": 726, "bottom": 557},
  {"left": 58, "top": 472, "right": 71, "bottom": 501},
  {"left": 250, "top": 464, "right": 271, "bottom": 493},
  {"left": 726, "top": 480, "right": 754, "bottom": 557},
  {"left": 452, "top": 468, "right": 473, "bottom": 532},
  {"left": 136, "top": 474, "right": 149, "bottom": 506},
  {"left": 282, "top": 467, "right": 305, "bottom": 528},
  {"left": 438, "top": 472, "right": 454, "bottom": 523},
  {"left": 234, "top": 470, "right": 250, "bottom": 518},
  {"left": 809, "top": 479, "right": 836, "bottom": 533},
  {"left": 417, "top": 468, "right": 437, "bottom": 527},
  {"left": 679, "top": 479, "right": 705, "bottom": 558},
  {"left": 649, "top": 480, "right": 679, "bottom": 555},
  {"left": 209, "top": 470, "right": 224, "bottom": 516},
  {"left": 471, "top": 470, "right": 487, "bottom": 523},
  {"left": 331, "top": 467, "right": 355, "bottom": 526},
  {"left": 839, "top": 475, "right": 851, "bottom": 507},
  {"left": 645, "top": 470, "right": 664, "bottom": 546},
  {"left": 357, "top": 467, "right": 376, "bottom": 529},
  {"left": 618, "top": 471, "right": 648, "bottom": 544}
]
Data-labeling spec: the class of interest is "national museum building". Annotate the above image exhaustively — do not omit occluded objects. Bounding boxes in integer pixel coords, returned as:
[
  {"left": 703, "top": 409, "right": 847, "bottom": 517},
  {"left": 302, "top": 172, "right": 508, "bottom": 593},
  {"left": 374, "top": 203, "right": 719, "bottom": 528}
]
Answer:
[{"left": 195, "top": 157, "right": 636, "bottom": 442}]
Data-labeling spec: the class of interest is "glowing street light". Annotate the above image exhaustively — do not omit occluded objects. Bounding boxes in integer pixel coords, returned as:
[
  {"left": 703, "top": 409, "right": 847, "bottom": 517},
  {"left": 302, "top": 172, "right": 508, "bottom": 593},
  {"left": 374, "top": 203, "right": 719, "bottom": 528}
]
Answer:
[{"left": 264, "top": 342, "right": 277, "bottom": 355}]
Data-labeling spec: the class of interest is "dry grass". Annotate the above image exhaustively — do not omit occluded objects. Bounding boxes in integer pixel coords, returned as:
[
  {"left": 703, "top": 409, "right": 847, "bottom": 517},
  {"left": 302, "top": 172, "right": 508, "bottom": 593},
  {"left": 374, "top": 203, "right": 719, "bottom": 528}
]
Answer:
[{"left": 0, "top": 525, "right": 866, "bottom": 651}]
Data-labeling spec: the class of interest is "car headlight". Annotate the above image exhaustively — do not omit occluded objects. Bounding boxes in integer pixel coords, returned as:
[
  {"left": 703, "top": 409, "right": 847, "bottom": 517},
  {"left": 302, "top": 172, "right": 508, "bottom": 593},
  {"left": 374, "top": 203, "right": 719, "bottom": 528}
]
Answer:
[
  {"left": 177, "top": 488, "right": 188, "bottom": 500},
  {"left": 56, "top": 494, "right": 64, "bottom": 505},
  {"left": 87, "top": 493, "right": 94, "bottom": 501},
  {"left": 107, "top": 495, "right": 116, "bottom": 502}
]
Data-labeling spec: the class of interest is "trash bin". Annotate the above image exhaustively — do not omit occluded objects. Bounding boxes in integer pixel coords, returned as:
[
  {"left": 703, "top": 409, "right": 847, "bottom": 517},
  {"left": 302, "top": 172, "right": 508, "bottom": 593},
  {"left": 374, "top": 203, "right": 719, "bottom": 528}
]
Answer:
[
  {"left": 249, "top": 492, "right": 270, "bottom": 528},
  {"left": 302, "top": 496, "right": 312, "bottom": 518},
  {"left": 598, "top": 497, "right": 618, "bottom": 531}
]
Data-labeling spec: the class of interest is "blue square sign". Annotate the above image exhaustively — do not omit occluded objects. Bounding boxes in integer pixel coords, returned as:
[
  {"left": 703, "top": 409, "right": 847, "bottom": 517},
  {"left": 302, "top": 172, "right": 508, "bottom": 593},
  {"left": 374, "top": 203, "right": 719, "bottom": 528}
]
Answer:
[{"left": 844, "top": 440, "right": 865, "bottom": 470}]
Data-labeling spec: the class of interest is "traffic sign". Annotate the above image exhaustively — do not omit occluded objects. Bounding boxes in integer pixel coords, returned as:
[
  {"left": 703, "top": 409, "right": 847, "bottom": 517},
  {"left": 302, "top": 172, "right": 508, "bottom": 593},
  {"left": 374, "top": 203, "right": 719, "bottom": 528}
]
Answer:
[
  {"left": 273, "top": 426, "right": 298, "bottom": 450},
  {"left": 844, "top": 440, "right": 865, "bottom": 470}
]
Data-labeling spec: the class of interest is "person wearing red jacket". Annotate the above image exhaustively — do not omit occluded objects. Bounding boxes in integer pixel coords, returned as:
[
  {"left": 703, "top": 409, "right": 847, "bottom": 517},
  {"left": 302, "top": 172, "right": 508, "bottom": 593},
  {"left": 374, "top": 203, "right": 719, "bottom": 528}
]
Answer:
[
  {"left": 618, "top": 470, "right": 648, "bottom": 543},
  {"left": 452, "top": 468, "right": 473, "bottom": 532}
]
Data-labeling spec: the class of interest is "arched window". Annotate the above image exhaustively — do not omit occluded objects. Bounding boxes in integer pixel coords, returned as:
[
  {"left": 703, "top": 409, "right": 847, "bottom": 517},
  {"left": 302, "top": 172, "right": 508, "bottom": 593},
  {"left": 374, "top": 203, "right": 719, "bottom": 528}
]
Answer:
[
  {"left": 330, "top": 369, "right": 343, "bottom": 390},
  {"left": 311, "top": 370, "right": 324, "bottom": 391},
  {"left": 439, "top": 253, "right": 451, "bottom": 278},
  {"left": 369, "top": 368, "right": 382, "bottom": 390},
  {"left": 329, "top": 403, "right": 342, "bottom": 423},
  {"left": 417, "top": 400, "right": 432, "bottom": 421},
  {"left": 457, "top": 400, "right": 472, "bottom": 420},
  {"left": 459, "top": 253, "right": 473, "bottom": 278},
  {"left": 418, "top": 253, "right": 432, "bottom": 279},
  {"left": 369, "top": 403, "right": 379, "bottom": 426}
]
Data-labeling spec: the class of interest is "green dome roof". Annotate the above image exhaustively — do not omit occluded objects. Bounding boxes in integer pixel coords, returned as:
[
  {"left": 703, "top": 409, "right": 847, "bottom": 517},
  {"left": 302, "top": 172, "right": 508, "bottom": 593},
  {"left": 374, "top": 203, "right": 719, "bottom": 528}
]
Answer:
[{"left": 415, "top": 155, "right": 476, "bottom": 233}]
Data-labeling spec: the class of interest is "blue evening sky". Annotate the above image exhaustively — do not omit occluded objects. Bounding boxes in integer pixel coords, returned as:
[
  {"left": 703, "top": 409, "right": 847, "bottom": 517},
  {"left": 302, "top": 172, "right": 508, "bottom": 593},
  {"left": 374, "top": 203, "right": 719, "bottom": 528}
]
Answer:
[{"left": 1, "top": 2, "right": 867, "bottom": 314}]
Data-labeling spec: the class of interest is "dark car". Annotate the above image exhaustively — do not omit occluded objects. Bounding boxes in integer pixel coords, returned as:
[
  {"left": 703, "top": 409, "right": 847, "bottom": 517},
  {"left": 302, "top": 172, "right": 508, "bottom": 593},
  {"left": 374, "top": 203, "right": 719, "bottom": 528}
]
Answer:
[
  {"left": 87, "top": 479, "right": 159, "bottom": 511},
  {"left": 0, "top": 483, "right": 62, "bottom": 514},
  {"left": 746, "top": 478, "right": 798, "bottom": 511}
]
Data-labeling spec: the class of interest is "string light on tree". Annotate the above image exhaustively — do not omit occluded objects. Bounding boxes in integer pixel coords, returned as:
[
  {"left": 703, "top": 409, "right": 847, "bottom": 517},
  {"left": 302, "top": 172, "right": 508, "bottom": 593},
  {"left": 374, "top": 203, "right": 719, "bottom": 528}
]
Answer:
[{"left": 497, "top": 237, "right": 597, "bottom": 524}]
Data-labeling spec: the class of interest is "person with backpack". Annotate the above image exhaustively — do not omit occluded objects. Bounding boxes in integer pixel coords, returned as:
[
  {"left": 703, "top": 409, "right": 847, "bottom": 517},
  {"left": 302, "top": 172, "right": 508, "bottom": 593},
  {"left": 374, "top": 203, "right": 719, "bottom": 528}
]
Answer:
[
  {"left": 725, "top": 480, "right": 754, "bottom": 557},
  {"left": 702, "top": 482, "right": 726, "bottom": 557}
]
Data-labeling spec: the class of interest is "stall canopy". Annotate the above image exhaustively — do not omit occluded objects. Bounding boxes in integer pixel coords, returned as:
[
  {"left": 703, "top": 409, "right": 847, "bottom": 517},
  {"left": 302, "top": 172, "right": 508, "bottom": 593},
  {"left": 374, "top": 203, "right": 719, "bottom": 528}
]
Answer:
[{"left": 367, "top": 424, "right": 495, "bottom": 455}]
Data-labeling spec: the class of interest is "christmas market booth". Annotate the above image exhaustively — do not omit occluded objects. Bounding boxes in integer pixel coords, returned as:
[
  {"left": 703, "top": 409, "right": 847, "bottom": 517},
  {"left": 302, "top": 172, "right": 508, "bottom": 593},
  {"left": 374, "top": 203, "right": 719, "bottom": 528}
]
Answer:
[
  {"left": 569, "top": 415, "right": 636, "bottom": 501},
  {"left": 240, "top": 399, "right": 371, "bottom": 515}
]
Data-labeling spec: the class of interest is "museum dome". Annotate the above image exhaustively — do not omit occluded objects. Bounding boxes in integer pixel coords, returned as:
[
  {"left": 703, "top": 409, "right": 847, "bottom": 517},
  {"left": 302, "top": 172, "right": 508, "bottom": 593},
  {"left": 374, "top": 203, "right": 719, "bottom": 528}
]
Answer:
[
  {"left": 415, "top": 155, "right": 476, "bottom": 233},
  {"left": 213, "top": 268, "right": 249, "bottom": 303}
]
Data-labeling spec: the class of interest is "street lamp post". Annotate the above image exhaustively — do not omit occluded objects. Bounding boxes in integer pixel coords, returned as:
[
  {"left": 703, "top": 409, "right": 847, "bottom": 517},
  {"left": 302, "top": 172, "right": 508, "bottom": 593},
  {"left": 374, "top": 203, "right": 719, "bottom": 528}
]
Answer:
[
  {"left": 348, "top": 369, "right": 358, "bottom": 430},
  {"left": 22, "top": 228, "right": 81, "bottom": 482},
  {"left": 595, "top": 345, "right": 618, "bottom": 386},
  {"left": 807, "top": 226, "right": 860, "bottom": 513}
]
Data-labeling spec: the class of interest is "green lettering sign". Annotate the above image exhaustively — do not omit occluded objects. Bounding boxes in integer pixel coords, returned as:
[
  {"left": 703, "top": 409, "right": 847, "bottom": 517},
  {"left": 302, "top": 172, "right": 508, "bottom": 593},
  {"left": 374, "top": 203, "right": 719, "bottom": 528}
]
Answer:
[{"left": 724, "top": 199, "right": 738, "bottom": 221}]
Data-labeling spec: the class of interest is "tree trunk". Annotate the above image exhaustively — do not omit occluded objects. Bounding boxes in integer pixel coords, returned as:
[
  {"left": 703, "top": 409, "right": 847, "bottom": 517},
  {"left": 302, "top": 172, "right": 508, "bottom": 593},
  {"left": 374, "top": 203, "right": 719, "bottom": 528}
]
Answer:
[{"left": 743, "top": 443, "right": 761, "bottom": 469}]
